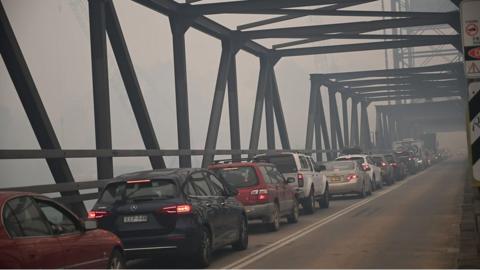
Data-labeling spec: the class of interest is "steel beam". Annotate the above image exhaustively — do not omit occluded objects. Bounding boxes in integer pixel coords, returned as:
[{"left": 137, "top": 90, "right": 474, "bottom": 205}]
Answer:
[
  {"left": 0, "top": 2, "right": 86, "bottom": 215},
  {"left": 270, "top": 65, "right": 291, "bottom": 150},
  {"left": 249, "top": 57, "right": 271, "bottom": 157},
  {"left": 317, "top": 88, "right": 332, "bottom": 160},
  {"left": 265, "top": 68, "right": 276, "bottom": 150},
  {"left": 305, "top": 80, "right": 318, "bottom": 152},
  {"left": 331, "top": 91, "right": 345, "bottom": 151},
  {"left": 89, "top": 0, "right": 113, "bottom": 179},
  {"left": 341, "top": 94, "right": 349, "bottom": 148},
  {"left": 360, "top": 101, "right": 371, "bottom": 150},
  {"left": 105, "top": 1, "right": 165, "bottom": 169},
  {"left": 170, "top": 17, "right": 192, "bottom": 168},
  {"left": 202, "top": 41, "right": 236, "bottom": 167},
  {"left": 227, "top": 53, "right": 241, "bottom": 161}
]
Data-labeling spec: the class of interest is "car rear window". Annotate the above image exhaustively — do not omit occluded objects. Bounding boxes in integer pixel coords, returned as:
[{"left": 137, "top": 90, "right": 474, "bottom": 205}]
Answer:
[
  {"left": 326, "top": 161, "right": 355, "bottom": 171},
  {"left": 98, "top": 179, "right": 177, "bottom": 203},
  {"left": 336, "top": 157, "right": 363, "bottom": 162},
  {"left": 257, "top": 155, "right": 297, "bottom": 173},
  {"left": 384, "top": 155, "right": 395, "bottom": 163},
  {"left": 214, "top": 167, "right": 258, "bottom": 188}
]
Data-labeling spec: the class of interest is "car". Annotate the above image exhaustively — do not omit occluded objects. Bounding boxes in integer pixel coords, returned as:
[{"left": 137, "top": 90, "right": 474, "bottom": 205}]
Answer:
[
  {"left": 384, "top": 153, "right": 407, "bottom": 180},
  {"left": 89, "top": 169, "right": 248, "bottom": 267},
  {"left": 209, "top": 160, "right": 299, "bottom": 232},
  {"left": 254, "top": 152, "right": 329, "bottom": 214},
  {"left": 370, "top": 154, "right": 393, "bottom": 186},
  {"left": 323, "top": 160, "right": 372, "bottom": 197},
  {"left": 394, "top": 150, "right": 418, "bottom": 175},
  {"left": 0, "top": 191, "right": 124, "bottom": 269},
  {"left": 335, "top": 154, "right": 382, "bottom": 191}
]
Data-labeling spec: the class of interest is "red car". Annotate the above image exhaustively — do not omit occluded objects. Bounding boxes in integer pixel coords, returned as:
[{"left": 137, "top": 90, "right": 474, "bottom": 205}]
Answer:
[
  {"left": 209, "top": 160, "right": 299, "bottom": 231},
  {"left": 0, "top": 191, "right": 124, "bottom": 268}
]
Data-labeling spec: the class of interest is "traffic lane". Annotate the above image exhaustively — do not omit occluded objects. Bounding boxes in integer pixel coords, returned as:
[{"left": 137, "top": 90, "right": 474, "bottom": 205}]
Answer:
[
  {"left": 126, "top": 188, "right": 363, "bottom": 268},
  {"left": 241, "top": 158, "right": 464, "bottom": 269}
]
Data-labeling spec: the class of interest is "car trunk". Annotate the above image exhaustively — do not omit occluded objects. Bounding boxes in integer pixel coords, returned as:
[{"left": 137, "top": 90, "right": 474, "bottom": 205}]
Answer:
[{"left": 324, "top": 169, "right": 357, "bottom": 183}]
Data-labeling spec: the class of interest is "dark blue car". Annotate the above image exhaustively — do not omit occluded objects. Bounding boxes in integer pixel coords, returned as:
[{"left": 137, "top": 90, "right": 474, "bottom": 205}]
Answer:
[{"left": 89, "top": 168, "right": 248, "bottom": 267}]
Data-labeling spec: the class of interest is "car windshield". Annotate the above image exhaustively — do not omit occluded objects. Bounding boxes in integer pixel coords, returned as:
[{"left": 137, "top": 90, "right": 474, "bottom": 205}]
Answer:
[
  {"left": 257, "top": 155, "right": 297, "bottom": 173},
  {"left": 214, "top": 167, "right": 258, "bottom": 188},
  {"left": 325, "top": 161, "right": 355, "bottom": 171},
  {"left": 98, "top": 179, "right": 178, "bottom": 203}
]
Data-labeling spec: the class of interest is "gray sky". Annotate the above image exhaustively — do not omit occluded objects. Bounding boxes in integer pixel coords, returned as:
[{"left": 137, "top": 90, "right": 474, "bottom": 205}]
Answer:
[{"left": 0, "top": 0, "right": 466, "bottom": 189}]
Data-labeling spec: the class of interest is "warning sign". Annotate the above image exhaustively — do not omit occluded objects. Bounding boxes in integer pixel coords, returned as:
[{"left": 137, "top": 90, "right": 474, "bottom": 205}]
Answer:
[{"left": 461, "top": 0, "right": 480, "bottom": 78}]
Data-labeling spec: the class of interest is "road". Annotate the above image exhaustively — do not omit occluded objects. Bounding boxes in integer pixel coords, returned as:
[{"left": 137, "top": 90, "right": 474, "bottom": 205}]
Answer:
[{"left": 129, "top": 157, "right": 465, "bottom": 269}]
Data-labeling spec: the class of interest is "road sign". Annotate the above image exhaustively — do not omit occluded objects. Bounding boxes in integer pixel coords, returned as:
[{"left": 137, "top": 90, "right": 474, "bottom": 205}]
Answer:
[
  {"left": 469, "top": 81, "right": 480, "bottom": 184},
  {"left": 460, "top": 0, "right": 480, "bottom": 79}
]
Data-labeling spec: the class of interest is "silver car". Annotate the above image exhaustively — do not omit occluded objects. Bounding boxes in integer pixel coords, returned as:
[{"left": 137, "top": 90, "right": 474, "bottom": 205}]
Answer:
[{"left": 324, "top": 160, "right": 372, "bottom": 198}]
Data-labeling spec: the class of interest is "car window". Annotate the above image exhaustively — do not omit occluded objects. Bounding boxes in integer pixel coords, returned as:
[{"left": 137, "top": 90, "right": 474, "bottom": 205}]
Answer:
[
  {"left": 189, "top": 172, "right": 212, "bottom": 196},
  {"left": 36, "top": 200, "right": 79, "bottom": 234},
  {"left": 6, "top": 196, "right": 51, "bottom": 237},
  {"left": 2, "top": 204, "right": 23, "bottom": 237},
  {"left": 325, "top": 161, "right": 355, "bottom": 171},
  {"left": 265, "top": 166, "right": 285, "bottom": 184},
  {"left": 124, "top": 179, "right": 177, "bottom": 202},
  {"left": 299, "top": 156, "right": 311, "bottom": 170},
  {"left": 97, "top": 183, "right": 124, "bottom": 204},
  {"left": 214, "top": 166, "right": 259, "bottom": 188},
  {"left": 259, "top": 166, "right": 274, "bottom": 184},
  {"left": 257, "top": 155, "right": 297, "bottom": 173},
  {"left": 206, "top": 173, "right": 226, "bottom": 196}
]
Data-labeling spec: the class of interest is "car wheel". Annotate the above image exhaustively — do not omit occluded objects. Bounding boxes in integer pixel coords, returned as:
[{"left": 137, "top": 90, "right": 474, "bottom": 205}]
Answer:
[
  {"left": 319, "top": 187, "right": 330, "bottom": 209},
  {"left": 232, "top": 216, "right": 248, "bottom": 250},
  {"left": 194, "top": 227, "right": 212, "bottom": 268},
  {"left": 107, "top": 249, "right": 125, "bottom": 269},
  {"left": 302, "top": 188, "right": 315, "bottom": 214},
  {"left": 268, "top": 203, "right": 281, "bottom": 231},
  {"left": 287, "top": 199, "right": 299, "bottom": 223},
  {"left": 359, "top": 181, "right": 366, "bottom": 198}
]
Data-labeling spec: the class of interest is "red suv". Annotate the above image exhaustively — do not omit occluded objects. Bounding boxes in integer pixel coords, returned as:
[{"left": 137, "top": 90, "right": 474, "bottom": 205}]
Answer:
[
  {"left": 209, "top": 160, "right": 299, "bottom": 231},
  {"left": 0, "top": 191, "right": 124, "bottom": 268}
]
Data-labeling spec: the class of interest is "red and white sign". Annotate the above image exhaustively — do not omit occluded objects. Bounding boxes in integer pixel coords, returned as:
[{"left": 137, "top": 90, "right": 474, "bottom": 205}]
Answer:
[{"left": 461, "top": 0, "right": 480, "bottom": 79}]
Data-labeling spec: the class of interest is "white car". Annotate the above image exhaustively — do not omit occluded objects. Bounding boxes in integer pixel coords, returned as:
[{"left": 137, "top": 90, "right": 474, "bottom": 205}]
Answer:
[
  {"left": 255, "top": 152, "right": 329, "bottom": 214},
  {"left": 335, "top": 154, "right": 383, "bottom": 190}
]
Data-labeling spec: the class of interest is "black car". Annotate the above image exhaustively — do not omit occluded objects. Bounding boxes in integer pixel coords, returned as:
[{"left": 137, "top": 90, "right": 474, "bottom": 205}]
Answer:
[{"left": 89, "top": 169, "right": 248, "bottom": 267}]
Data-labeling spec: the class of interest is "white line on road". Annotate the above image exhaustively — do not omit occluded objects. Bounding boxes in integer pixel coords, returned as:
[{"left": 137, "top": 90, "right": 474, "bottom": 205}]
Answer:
[{"left": 223, "top": 168, "right": 430, "bottom": 269}]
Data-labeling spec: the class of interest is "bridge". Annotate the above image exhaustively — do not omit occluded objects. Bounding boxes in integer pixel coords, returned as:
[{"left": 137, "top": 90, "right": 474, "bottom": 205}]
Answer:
[{"left": 0, "top": 0, "right": 478, "bottom": 268}]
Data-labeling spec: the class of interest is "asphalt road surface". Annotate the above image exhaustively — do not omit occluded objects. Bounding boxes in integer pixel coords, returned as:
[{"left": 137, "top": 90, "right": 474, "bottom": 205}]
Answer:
[{"left": 129, "top": 157, "right": 465, "bottom": 269}]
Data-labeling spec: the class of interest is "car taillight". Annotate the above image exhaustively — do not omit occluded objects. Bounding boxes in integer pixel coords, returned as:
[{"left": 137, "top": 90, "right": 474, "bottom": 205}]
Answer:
[
  {"left": 362, "top": 163, "right": 370, "bottom": 171},
  {"left": 160, "top": 204, "right": 192, "bottom": 215},
  {"left": 391, "top": 162, "right": 398, "bottom": 167},
  {"left": 381, "top": 162, "right": 387, "bottom": 167},
  {"left": 347, "top": 174, "right": 358, "bottom": 182},
  {"left": 88, "top": 210, "right": 111, "bottom": 219},
  {"left": 251, "top": 189, "right": 269, "bottom": 201},
  {"left": 297, "top": 173, "right": 304, "bottom": 187}
]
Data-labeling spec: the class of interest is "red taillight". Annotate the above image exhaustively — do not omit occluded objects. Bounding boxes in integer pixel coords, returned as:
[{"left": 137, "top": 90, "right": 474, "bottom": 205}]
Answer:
[
  {"left": 127, "top": 179, "right": 151, "bottom": 184},
  {"left": 160, "top": 204, "right": 192, "bottom": 215},
  {"left": 251, "top": 189, "right": 269, "bottom": 202},
  {"left": 297, "top": 173, "right": 304, "bottom": 187},
  {"left": 362, "top": 163, "right": 370, "bottom": 171},
  {"left": 347, "top": 174, "right": 358, "bottom": 182},
  {"left": 391, "top": 162, "right": 398, "bottom": 167},
  {"left": 88, "top": 210, "right": 111, "bottom": 219},
  {"left": 381, "top": 162, "right": 387, "bottom": 167}
]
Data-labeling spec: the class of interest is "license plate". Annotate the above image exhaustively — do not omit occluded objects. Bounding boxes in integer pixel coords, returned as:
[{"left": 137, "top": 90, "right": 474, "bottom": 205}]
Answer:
[
  {"left": 329, "top": 176, "right": 340, "bottom": 182},
  {"left": 123, "top": 215, "right": 148, "bottom": 223}
]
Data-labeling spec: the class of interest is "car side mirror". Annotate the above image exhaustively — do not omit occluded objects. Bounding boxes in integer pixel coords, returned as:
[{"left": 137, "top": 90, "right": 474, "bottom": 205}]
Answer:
[
  {"left": 286, "top": 177, "right": 296, "bottom": 183},
  {"left": 84, "top": 220, "right": 98, "bottom": 231}
]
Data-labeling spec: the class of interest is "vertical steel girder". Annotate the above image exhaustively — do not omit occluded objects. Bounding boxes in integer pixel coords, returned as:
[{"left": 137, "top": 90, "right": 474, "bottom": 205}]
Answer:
[
  {"left": 341, "top": 94, "right": 349, "bottom": 148},
  {"left": 375, "top": 107, "right": 383, "bottom": 148},
  {"left": 305, "top": 80, "right": 318, "bottom": 152},
  {"left": 317, "top": 88, "right": 332, "bottom": 160},
  {"left": 381, "top": 111, "right": 390, "bottom": 148},
  {"left": 249, "top": 57, "right": 270, "bottom": 157},
  {"left": 170, "top": 17, "right": 192, "bottom": 168},
  {"left": 227, "top": 54, "right": 241, "bottom": 162},
  {"left": 265, "top": 70, "right": 276, "bottom": 150},
  {"left": 350, "top": 99, "right": 360, "bottom": 147},
  {"left": 89, "top": 0, "right": 113, "bottom": 179},
  {"left": 0, "top": 2, "right": 86, "bottom": 215},
  {"left": 202, "top": 41, "right": 236, "bottom": 167},
  {"left": 328, "top": 90, "right": 338, "bottom": 156},
  {"left": 105, "top": 1, "right": 165, "bottom": 169},
  {"left": 270, "top": 66, "right": 291, "bottom": 150},
  {"left": 360, "top": 101, "right": 371, "bottom": 150}
]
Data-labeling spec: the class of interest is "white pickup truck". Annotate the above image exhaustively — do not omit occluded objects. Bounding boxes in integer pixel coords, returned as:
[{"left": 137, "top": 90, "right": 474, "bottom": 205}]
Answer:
[{"left": 255, "top": 152, "right": 329, "bottom": 214}]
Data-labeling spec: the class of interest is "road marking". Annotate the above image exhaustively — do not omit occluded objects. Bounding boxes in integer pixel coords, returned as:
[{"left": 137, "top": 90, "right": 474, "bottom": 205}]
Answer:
[{"left": 223, "top": 168, "right": 431, "bottom": 269}]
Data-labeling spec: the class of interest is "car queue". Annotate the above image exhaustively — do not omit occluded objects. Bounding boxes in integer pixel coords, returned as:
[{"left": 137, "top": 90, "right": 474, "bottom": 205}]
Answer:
[{"left": 0, "top": 150, "right": 445, "bottom": 268}]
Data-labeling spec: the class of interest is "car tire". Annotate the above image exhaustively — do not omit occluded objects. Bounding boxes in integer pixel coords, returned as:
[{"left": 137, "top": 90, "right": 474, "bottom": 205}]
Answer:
[
  {"left": 232, "top": 216, "right": 248, "bottom": 251},
  {"left": 193, "top": 226, "right": 212, "bottom": 268},
  {"left": 267, "top": 203, "right": 281, "bottom": 231},
  {"left": 287, "top": 199, "right": 299, "bottom": 223},
  {"left": 107, "top": 249, "right": 125, "bottom": 269},
  {"left": 319, "top": 187, "right": 330, "bottom": 209},
  {"left": 302, "top": 188, "right": 315, "bottom": 215}
]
